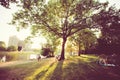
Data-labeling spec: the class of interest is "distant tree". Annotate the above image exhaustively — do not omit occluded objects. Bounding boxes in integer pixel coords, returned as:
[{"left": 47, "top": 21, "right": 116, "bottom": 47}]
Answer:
[
  {"left": 7, "top": 45, "right": 17, "bottom": 51},
  {"left": 0, "top": 41, "right": 6, "bottom": 51},
  {"left": 41, "top": 32, "right": 61, "bottom": 55},
  {"left": 92, "top": 6, "right": 120, "bottom": 54},
  {"left": 41, "top": 45, "right": 53, "bottom": 57},
  {"left": 12, "top": 0, "right": 108, "bottom": 60},
  {"left": 70, "top": 29, "right": 97, "bottom": 56}
]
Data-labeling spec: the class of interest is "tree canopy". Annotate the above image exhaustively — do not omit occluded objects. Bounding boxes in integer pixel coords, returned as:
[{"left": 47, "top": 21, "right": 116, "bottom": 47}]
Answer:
[
  {"left": 70, "top": 29, "right": 97, "bottom": 55},
  {"left": 93, "top": 6, "right": 120, "bottom": 54},
  {"left": 12, "top": 0, "right": 108, "bottom": 60}
]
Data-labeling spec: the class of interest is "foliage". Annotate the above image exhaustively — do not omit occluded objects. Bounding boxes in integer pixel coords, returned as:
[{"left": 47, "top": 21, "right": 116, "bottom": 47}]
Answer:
[
  {"left": 18, "top": 46, "right": 22, "bottom": 51},
  {"left": 7, "top": 45, "right": 17, "bottom": 51},
  {"left": 0, "top": 0, "right": 18, "bottom": 8},
  {"left": 70, "top": 29, "right": 98, "bottom": 55},
  {"left": 0, "top": 41, "right": 6, "bottom": 51},
  {"left": 12, "top": 0, "right": 108, "bottom": 60},
  {"left": 41, "top": 47, "right": 54, "bottom": 57},
  {"left": 92, "top": 6, "right": 120, "bottom": 54},
  {"left": 42, "top": 32, "right": 61, "bottom": 54}
]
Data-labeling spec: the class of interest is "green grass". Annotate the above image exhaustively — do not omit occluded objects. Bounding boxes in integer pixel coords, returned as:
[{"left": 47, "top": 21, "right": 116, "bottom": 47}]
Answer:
[
  {"left": 25, "top": 55, "right": 120, "bottom": 80},
  {"left": 0, "top": 54, "right": 120, "bottom": 80},
  {"left": 0, "top": 51, "right": 35, "bottom": 61}
]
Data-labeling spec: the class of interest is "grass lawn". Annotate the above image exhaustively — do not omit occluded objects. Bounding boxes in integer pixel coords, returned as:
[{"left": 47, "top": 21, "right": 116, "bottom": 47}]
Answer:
[{"left": 0, "top": 54, "right": 120, "bottom": 80}]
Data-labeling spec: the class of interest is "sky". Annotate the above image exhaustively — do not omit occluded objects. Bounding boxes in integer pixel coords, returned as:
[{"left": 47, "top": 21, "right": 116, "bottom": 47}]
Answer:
[{"left": 0, "top": 0, "right": 120, "bottom": 48}]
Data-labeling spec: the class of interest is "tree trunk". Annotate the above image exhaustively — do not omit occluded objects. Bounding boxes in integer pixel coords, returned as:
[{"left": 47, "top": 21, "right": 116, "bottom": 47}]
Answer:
[
  {"left": 78, "top": 43, "right": 81, "bottom": 56},
  {"left": 59, "top": 37, "right": 67, "bottom": 61}
]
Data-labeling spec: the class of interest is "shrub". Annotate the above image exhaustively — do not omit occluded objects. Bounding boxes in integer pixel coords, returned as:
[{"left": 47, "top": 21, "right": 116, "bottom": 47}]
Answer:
[
  {"left": 18, "top": 46, "right": 22, "bottom": 51},
  {"left": 0, "top": 41, "right": 6, "bottom": 51},
  {"left": 41, "top": 48, "right": 54, "bottom": 57},
  {"left": 7, "top": 45, "right": 17, "bottom": 51},
  {"left": 41, "top": 48, "right": 50, "bottom": 56},
  {"left": 0, "top": 47, "right": 6, "bottom": 51}
]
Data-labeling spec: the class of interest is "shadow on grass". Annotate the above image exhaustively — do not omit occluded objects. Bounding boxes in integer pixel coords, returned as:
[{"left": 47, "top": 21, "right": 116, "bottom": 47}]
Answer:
[
  {"left": 34, "top": 56, "right": 120, "bottom": 80},
  {"left": 0, "top": 68, "right": 11, "bottom": 80},
  {"left": 0, "top": 61, "right": 42, "bottom": 80},
  {"left": 49, "top": 61, "right": 64, "bottom": 80},
  {"left": 35, "top": 62, "right": 55, "bottom": 80},
  {"left": 62, "top": 56, "right": 120, "bottom": 80},
  {"left": 33, "top": 60, "right": 64, "bottom": 80},
  {"left": 76, "top": 57, "right": 120, "bottom": 80},
  {"left": 63, "top": 59, "right": 88, "bottom": 80}
]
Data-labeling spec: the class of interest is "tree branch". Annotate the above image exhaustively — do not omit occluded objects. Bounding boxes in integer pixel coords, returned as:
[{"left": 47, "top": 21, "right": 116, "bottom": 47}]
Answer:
[{"left": 41, "top": 19, "right": 63, "bottom": 37}]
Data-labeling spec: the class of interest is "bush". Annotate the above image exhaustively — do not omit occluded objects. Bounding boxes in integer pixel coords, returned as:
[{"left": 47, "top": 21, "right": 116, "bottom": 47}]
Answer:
[
  {"left": 18, "top": 46, "right": 22, "bottom": 51},
  {"left": 41, "top": 47, "right": 54, "bottom": 57},
  {"left": 0, "top": 47, "right": 6, "bottom": 51},
  {"left": 7, "top": 46, "right": 17, "bottom": 51},
  {"left": 0, "top": 41, "right": 6, "bottom": 51},
  {"left": 41, "top": 48, "right": 50, "bottom": 56}
]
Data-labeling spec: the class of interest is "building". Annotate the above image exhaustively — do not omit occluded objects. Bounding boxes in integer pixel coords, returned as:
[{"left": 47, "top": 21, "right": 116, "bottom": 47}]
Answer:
[
  {"left": 8, "top": 35, "right": 19, "bottom": 47},
  {"left": 8, "top": 35, "right": 31, "bottom": 51}
]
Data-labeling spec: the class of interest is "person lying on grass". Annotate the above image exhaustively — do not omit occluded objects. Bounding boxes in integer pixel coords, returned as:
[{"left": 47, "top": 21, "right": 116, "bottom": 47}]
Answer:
[{"left": 98, "top": 54, "right": 115, "bottom": 67}]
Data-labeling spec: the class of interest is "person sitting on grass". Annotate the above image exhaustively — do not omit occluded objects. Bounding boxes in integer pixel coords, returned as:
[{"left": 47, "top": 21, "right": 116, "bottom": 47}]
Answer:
[
  {"left": 1, "top": 55, "right": 6, "bottom": 62},
  {"left": 55, "top": 55, "right": 61, "bottom": 61},
  {"left": 98, "top": 54, "right": 107, "bottom": 65},
  {"left": 98, "top": 54, "right": 115, "bottom": 66}
]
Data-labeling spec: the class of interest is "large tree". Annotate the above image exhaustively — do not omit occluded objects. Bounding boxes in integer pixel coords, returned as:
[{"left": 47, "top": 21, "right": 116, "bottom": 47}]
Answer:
[{"left": 12, "top": 0, "right": 107, "bottom": 60}]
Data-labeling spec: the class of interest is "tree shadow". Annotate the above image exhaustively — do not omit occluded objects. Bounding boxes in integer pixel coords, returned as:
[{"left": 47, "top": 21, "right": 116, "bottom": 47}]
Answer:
[
  {"left": 35, "top": 62, "right": 55, "bottom": 80},
  {"left": 76, "top": 58, "right": 120, "bottom": 80},
  {"left": 0, "top": 68, "right": 10, "bottom": 80},
  {"left": 63, "top": 59, "right": 88, "bottom": 80},
  {"left": 49, "top": 61, "right": 64, "bottom": 80}
]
